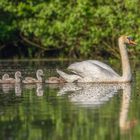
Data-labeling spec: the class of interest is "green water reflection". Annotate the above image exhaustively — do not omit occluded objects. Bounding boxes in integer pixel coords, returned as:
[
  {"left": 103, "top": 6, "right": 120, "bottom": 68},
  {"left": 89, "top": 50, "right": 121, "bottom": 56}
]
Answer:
[{"left": 0, "top": 60, "right": 139, "bottom": 140}]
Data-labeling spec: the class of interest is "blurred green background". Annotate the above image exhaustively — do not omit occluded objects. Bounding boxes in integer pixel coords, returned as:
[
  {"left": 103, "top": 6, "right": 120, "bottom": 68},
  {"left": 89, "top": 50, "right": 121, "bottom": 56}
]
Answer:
[{"left": 0, "top": 0, "right": 139, "bottom": 59}]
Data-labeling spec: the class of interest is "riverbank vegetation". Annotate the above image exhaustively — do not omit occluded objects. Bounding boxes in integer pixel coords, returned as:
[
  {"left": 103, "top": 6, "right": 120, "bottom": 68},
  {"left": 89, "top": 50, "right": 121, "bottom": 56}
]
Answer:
[{"left": 0, "top": 0, "right": 139, "bottom": 59}]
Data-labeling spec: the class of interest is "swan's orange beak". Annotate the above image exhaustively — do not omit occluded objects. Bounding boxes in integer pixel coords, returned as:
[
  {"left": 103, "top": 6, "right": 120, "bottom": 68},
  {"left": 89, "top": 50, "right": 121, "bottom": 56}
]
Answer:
[{"left": 129, "top": 40, "right": 137, "bottom": 45}]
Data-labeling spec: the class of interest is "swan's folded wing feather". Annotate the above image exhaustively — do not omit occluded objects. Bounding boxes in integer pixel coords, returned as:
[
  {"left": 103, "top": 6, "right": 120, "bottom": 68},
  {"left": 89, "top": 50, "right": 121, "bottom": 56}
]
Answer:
[
  {"left": 68, "top": 61, "right": 120, "bottom": 80},
  {"left": 56, "top": 69, "right": 81, "bottom": 82},
  {"left": 86, "top": 60, "right": 120, "bottom": 77}
]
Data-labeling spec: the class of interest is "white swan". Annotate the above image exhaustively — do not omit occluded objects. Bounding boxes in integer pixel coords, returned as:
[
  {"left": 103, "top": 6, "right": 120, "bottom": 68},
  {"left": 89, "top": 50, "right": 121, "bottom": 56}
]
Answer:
[{"left": 57, "top": 35, "right": 136, "bottom": 83}]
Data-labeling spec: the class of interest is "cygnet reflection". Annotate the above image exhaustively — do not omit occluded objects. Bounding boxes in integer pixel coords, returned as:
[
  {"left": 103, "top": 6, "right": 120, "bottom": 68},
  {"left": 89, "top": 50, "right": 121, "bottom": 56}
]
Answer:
[
  {"left": 23, "top": 83, "right": 44, "bottom": 96},
  {"left": 1, "top": 83, "right": 22, "bottom": 96},
  {"left": 36, "top": 83, "right": 44, "bottom": 96},
  {"left": 1, "top": 82, "right": 44, "bottom": 97},
  {"left": 58, "top": 83, "right": 124, "bottom": 107},
  {"left": 15, "top": 83, "right": 22, "bottom": 96},
  {"left": 23, "top": 84, "right": 36, "bottom": 90},
  {"left": 1, "top": 83, "right": 14, "bottom": 93}
]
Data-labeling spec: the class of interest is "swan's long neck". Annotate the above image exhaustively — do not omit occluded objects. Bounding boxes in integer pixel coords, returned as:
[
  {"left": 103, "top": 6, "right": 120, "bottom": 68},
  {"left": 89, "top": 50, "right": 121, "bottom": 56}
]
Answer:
[
  {"left": 119, "top": 38, "right": 131, "bottom": 81},
  {"left": 36, "top": 73, "right": 42, "bottom": 82}
]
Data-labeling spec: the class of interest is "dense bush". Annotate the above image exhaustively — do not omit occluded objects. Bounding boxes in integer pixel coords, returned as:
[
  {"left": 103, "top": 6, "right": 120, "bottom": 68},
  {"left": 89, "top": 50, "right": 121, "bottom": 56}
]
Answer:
[{"left": 0, "top": 0, "right": 140, "bottom": 58}]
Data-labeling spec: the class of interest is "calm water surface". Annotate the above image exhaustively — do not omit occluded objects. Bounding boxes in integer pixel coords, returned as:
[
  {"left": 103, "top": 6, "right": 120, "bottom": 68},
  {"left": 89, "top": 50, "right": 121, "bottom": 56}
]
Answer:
[{"left": 0, "top": 60, "right": 140, "bottom": 140}]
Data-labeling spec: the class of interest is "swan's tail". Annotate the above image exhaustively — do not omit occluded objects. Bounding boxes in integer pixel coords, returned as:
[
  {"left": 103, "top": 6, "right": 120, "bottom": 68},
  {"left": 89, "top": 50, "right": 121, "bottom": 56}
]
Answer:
[{"left": 56, "top": 69, "right": 81, "bottom": 83}]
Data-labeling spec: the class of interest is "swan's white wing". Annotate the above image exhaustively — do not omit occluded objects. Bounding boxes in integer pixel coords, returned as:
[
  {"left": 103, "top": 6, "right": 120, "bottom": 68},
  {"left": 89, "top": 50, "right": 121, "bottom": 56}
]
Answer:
[
  {"left": 68, "top": 60, "right": 120, "bottom": 81},
  {"left": 56, "top": 69, "right": 81, "bottom": 82},
  {"left": 86, "top": 60, "right": 119, "bottom": 76}
]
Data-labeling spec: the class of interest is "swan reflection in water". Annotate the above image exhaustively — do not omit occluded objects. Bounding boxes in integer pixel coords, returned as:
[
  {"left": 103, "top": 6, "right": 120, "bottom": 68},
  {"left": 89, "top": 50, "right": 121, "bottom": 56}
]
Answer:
[
  {"left": 57, "top": 82, "right": 137, "bottom": 132},
  {"left": 119, "top": 83, "right": 137, "bottom": 132},
  {"left": 58, "top": 83, "right": 122, "bottom": 107}
]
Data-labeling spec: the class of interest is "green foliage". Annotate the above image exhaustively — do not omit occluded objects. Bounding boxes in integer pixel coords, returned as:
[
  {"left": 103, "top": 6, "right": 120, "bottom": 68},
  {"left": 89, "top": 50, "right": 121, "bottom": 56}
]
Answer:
[{"left": 0, "top": 0, "right": 140, "bottom": 58}]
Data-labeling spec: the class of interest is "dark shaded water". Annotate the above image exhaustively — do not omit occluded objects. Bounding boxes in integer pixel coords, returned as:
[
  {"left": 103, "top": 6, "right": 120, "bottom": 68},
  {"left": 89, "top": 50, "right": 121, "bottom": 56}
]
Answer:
[{"left": 0, "top": 60, "right": 140, "bottom": 140}]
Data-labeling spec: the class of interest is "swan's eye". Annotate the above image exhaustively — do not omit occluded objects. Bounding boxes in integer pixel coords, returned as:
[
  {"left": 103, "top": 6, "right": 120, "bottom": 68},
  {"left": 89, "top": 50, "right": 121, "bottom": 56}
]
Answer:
[
  {"left": 127, "top": 37, "right": 133, "bottom": 41},
  {"left": 127, "top": 36, "right": 136, "bottom": 45}
]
